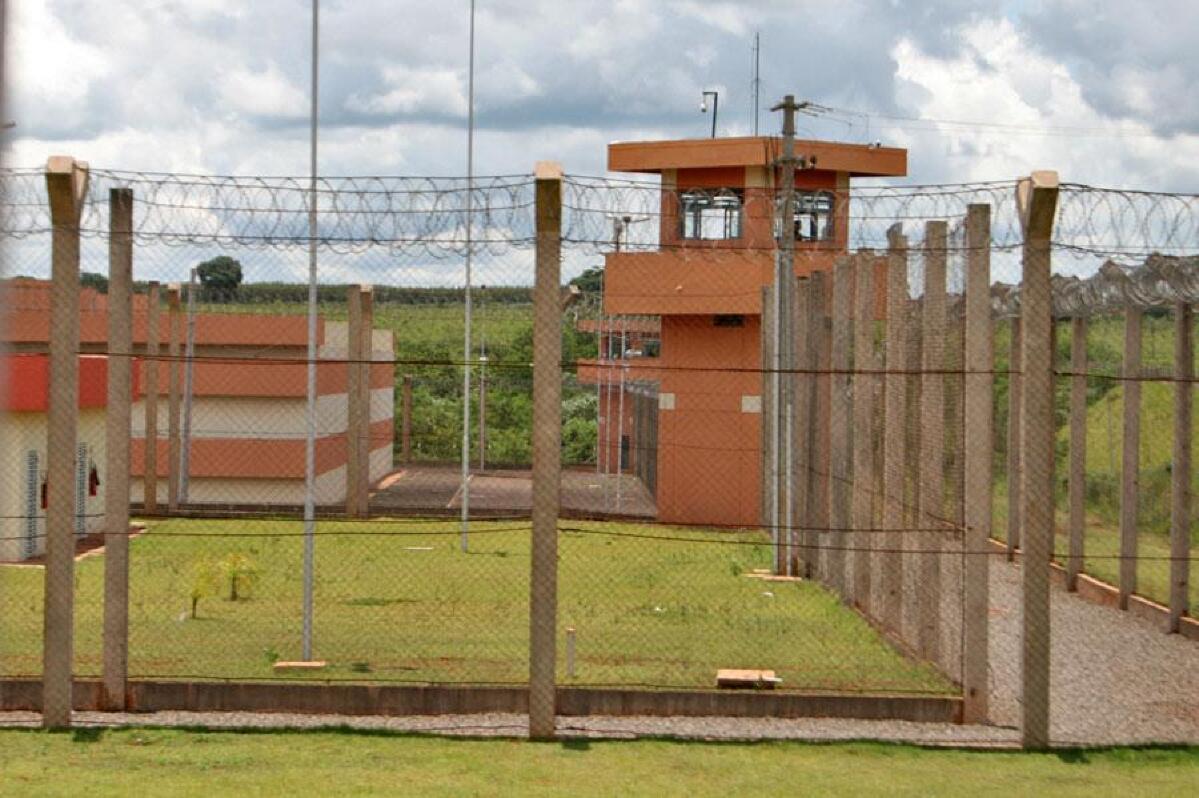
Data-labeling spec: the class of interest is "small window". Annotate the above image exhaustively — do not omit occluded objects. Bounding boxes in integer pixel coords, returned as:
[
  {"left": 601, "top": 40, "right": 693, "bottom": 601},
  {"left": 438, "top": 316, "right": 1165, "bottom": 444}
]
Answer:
[
  {"left": 680, "top": 189, "right": 743, "bottom": 240},
  {"left": 775, "top": 190, "right": 835, "bottom": 242},
  {"left": 714, "top": 314, "right": 745, "bottom": 327}
]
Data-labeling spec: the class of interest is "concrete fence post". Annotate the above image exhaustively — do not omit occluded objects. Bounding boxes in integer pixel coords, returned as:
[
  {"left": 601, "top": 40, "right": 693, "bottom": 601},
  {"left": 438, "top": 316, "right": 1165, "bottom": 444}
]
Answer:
[
  {"left": 144, "top": 282, "right": 160, "bottom": 512},
  {"left": 1067, "top": 316, "right": 1088, "bottom": 590},
  {"left": 811, "top": 271, "right": 832, "bottom": 582},
  {"left": 851, "top": 253, "right": 877, "bottom": 612},
  {"left": 43, "top": 155, "right": 89, "bottom": 729},
  {"left": 962, "top": 203, "right": 992, "bottom": 724},
  {"left": 529, "top": 161, "right": 563, "bottom": 739},
  {"left": 103, "top": 187, "right": 133, "bottom": 710},
  {"left": 1119, "top": 306, "right": 1143, "bottom": 610},
  {"left": 1016, "top": 170, "right": 1059, "bottom": 750},
  {"left": 345, "top": 286, "right": 364, "bottom": 516},
  {"left": 358, "top": 287, "right": 374, "bottom": 513},
  {"left": 166, "top": 285, "right": 182, "bottom": 513},
  {"left": 881, "top": 225, "right": 909, "bottom": 633},
  {"left": 829, "top": 257, "right": 852, "bottom": 596},
  {"left": 793, "top": 277, "right": 812, "bottom": 577},
  {"left": 1170, "top": 302, "right": 1193, "bottom": 633},
  {"left": 1006, "top": 318, "right": 1023, "bottom": 559},
  {"left": 401, "top": 374, "right": 413, "bottom": 463},
  {"left": 918, "top": 220, "right": 947, "bottom": 662}
]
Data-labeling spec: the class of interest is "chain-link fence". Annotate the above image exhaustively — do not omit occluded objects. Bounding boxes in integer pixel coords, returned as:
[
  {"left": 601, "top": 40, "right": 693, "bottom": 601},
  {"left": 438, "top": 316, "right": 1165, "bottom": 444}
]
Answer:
[{"left": 1, "top": 160, "right": 1196, "bottom": 746}]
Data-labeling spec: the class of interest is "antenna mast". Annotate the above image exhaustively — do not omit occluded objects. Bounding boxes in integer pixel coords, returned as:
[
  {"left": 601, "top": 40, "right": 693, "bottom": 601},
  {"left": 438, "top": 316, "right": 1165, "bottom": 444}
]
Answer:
[{"left": 752, "top": 32, "right": 761, "bottom": 135}]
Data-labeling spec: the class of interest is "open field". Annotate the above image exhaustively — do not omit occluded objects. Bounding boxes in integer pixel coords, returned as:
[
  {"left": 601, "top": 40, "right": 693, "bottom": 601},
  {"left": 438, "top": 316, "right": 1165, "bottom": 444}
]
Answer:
[
  {"left": 1, "top": 727, "right": 1195, "bottom": 797},
  {"left": 0, "top": 518, "right": 951, "bottom": 694}
]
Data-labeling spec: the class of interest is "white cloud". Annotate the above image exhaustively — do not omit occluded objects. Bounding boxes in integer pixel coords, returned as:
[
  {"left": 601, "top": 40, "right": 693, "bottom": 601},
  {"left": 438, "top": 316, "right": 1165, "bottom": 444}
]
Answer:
[
  {"left": 218, "top": 64, "right": 309, "bottom": 120},
  {"left": 346, "top": 65, "right": 467, "bottom": 117}
]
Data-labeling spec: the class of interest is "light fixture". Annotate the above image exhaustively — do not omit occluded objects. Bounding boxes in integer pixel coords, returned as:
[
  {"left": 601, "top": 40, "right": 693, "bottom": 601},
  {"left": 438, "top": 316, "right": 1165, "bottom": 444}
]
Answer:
[{"left": 700, "top": 90, "right": 719, "bottom": 138}]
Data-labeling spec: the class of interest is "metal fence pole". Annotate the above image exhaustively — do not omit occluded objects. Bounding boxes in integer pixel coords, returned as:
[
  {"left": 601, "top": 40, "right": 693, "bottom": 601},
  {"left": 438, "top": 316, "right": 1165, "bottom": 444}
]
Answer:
[
  {"left": 103, "top": 187, "right": 133, "bottom": 711},
  {"left": 1017, "top": 170, "right": 1059, "bottom": 750},
  {"left": 1170, "top": 302, "right": 1193, "bottom": 632},
  {"left": 529, "top": 161, "right": 563, "bottom": 739},
  {"left": 962, "top": 203, "right": 992, "bottom": 724},
  {"left": 43, "top": 155, "right": 88, "bottom": 729}
]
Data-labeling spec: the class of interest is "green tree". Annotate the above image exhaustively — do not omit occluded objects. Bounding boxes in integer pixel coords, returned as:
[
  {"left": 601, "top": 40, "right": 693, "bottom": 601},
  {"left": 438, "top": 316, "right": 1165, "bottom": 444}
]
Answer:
[
  {"left": 189, "top": 559, "right": 219, "bottom": 619},
  {"left": 196, "top": 255, "right": 244, "bottom": 302}
]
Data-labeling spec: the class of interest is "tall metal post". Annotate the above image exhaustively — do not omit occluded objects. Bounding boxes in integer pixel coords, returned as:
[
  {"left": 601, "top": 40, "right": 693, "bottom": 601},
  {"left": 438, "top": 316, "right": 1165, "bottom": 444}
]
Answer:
[
  {"left": 460, "top": 0, "right": 477, "bottom": 552},
  {"left": 301, "top": 0, "right": 320, "bottom": 662}
]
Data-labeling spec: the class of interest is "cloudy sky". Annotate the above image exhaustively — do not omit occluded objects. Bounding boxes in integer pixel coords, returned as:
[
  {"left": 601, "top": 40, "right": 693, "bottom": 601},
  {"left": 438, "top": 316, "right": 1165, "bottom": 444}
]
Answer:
[{"left": 7, "top": 0, "right": 1199, "bottom": 191}]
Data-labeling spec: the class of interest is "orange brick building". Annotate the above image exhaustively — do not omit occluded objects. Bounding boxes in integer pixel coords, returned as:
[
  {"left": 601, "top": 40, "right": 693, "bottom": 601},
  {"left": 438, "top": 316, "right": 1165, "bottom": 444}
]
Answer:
[
  {"left": 0, "top": 280, "right": 394, "bottom": 559},
  {"left": 579, "top": 136, "right": 907, "bottom": 526}
]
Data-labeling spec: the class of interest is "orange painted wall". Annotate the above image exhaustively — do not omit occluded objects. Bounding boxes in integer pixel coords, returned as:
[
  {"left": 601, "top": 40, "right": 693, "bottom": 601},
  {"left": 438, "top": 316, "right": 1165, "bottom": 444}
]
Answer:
[
  {"left": 130, "top": 418, "right": 392, "bottom": 479},
  {"left": 655, "top": 315, "right": 761, "bottom": 527}
]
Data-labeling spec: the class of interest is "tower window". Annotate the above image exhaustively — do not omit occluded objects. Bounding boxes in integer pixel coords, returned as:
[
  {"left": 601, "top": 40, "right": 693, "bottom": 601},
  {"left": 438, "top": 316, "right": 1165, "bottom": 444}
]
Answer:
[
  {"left": 775, "top": 190, "right": 835, "bottom": 242},
  {"left": 680, "top": 189, "right": 743, "bottom": 240}
]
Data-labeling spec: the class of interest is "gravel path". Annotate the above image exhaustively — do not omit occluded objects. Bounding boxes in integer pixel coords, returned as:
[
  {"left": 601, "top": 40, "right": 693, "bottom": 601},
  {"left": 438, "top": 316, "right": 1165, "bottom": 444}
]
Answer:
[
  {"left": 1, "top": 557, "right": 1194, "bottom": 746},
  {"left": 985, "top": 554, "right": 1199, "bottom": 745}
]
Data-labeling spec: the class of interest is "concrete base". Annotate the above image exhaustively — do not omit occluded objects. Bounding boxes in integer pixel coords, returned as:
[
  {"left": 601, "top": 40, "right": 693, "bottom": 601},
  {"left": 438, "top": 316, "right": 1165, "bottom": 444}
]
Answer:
[
  {"left": 988, "top": 538, "right": 1199, "bottom": 641},
  {"left": 0, "top": 680, "right": 962, "bottom": 724}
]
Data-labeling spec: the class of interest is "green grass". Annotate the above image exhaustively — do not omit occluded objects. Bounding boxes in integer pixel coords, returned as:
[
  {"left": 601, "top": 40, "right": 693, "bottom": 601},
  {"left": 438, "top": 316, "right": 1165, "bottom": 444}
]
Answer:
[
  {"left": 992, "top": 477, "right": 1198, "bottom": 614},
  {"left": 1, "top": 728, "right": 1195, "bottom": 797},
  {"left": 0, "top": 518, "right": 950, "bottom": 694}
]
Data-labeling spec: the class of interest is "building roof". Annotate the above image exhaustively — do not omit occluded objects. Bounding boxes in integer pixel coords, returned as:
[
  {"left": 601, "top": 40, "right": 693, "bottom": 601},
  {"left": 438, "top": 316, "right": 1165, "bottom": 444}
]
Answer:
[{"left": 608, "top": 136, "right": 906, "bottom": 178}]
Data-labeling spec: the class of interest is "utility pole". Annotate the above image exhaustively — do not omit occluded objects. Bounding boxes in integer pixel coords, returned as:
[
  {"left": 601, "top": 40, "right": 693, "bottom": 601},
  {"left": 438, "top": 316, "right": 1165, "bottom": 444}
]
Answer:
[{"left": 771, "top": 94, "right": 801, "bottom": 574}]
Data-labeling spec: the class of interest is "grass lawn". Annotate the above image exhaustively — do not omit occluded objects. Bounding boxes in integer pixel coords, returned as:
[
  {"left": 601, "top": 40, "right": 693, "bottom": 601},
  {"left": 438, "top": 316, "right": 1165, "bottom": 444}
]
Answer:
[
  {"left": 1, "top": 728, "right": 1195, "bottom": 797},
  {"left": 0, "top": 518, "right": 950, "bottom": 694},
  {"left": 992, "top": 479, "right": 1198, "bottom": 615}
]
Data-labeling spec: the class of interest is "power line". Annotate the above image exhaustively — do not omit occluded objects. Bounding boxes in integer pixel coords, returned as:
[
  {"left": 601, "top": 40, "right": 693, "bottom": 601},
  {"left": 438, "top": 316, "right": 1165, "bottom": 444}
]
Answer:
[{"left": 821, "top": 104, "right": 1167, "bottom": 139}]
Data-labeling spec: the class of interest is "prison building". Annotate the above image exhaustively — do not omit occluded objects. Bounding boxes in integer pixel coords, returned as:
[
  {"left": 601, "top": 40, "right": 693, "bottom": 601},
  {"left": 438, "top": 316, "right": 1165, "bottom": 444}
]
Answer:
[
  {"left": 578, "top": 136, "right": 907, "bottom": 526},
  {"left": 0, "top": 279, "right": 394, "bottom": 559}
]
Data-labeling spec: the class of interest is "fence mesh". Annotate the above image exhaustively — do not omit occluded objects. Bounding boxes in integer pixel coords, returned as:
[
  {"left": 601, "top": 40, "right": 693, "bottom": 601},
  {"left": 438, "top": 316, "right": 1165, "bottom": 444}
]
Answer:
[{"left": 0, "top": 163, "right": 1196, "bottom": 745}]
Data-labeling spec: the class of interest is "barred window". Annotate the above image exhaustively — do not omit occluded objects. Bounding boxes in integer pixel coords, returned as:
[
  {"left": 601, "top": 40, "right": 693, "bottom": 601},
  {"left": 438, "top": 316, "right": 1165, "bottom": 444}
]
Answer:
[
  {"left": 680, "top": 189, "right": 743, "bottom": 240},
  {"left": 776, "top": 190, "right": 835, "bottom": 241}
]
